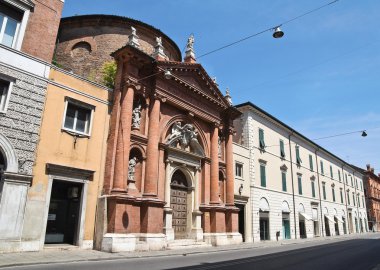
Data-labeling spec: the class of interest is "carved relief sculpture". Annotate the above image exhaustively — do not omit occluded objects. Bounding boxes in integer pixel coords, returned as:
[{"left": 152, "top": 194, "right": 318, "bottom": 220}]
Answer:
[
  {"left": 166, "top": 122, "right": 204, "bottom": 156},
  {"left": 128, "top": 157, "right": 137, "bottom": 181}
]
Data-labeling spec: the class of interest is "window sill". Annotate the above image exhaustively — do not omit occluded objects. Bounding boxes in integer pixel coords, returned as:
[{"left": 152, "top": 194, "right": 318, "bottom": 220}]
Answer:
[{"left": 62, "top": 128, "right": 90, "bottom": 138}]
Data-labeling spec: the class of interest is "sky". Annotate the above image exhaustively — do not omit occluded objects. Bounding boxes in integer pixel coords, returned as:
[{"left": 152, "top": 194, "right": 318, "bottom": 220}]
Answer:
[{"left": 62, "top": 0, "right": 380, "bottom": 172}]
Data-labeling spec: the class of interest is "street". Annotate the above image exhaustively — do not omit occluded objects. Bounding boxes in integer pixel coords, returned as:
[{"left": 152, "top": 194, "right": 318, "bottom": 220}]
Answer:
[{"left": 5, "top": 235, "right": 380, "bottom": 270}]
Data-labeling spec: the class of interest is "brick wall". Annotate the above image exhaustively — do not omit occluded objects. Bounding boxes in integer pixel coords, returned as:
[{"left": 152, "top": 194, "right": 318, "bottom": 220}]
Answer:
[{"left": 21, "top": 0, "right": 64, "bottom": 62}]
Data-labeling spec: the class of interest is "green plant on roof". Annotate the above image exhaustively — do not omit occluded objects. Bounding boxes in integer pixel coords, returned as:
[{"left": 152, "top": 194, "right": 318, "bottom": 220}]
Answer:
[{"left": 102, "top": 60, "right": 117, "bottom": 88}]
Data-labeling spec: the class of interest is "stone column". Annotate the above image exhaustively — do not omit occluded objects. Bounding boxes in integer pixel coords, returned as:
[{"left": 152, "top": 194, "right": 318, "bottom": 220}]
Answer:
[
  {"left": 144, "top": 96, "right": 161, "bottom": 197},
  {"left": 112, "top": 86, "right": 135, "bottom": 192},
  {"left": 210, "top": 124, "right": 219, "bottom": 204},
  {"left": 225, "top": 128, "right": 234, "bottom": 206}
]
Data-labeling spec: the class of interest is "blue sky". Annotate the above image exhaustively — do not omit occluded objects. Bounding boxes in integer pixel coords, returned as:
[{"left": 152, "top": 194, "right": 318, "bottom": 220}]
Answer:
[{"left": 62, "top": 0, "right": 380, "bottom": 171}]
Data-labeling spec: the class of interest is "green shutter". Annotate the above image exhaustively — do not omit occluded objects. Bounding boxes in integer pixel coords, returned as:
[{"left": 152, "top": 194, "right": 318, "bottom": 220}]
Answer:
[
  {"left": 338, "top": 170, "right": 341, "bottom": 182},
  {"left": 340, "top": 189, "right": 343, "bottom": 203},
  {"left": 351, "top": 176, "right": 353, "bottom": 187},
  {"left": 260, "top": 165, "right": 266, "bottom": 187},
  {"left": 330, "top": 165, "right": 333, "bottom": 179},
  {"left": 309, "top": 155, "right": 313, "bottom": 171},
  {"left": 347, "top": 191, "right": 350, "bottom": 205},
  {"left": 323, "top": 184, "right": 326, "bottom": 200},
  {"left": 332, "top": 188, "right": 336, "bottom": 202},
  {"left": 259, "top": 129, "right": 265, "bottom": 149},
  {"left": 296, "top": 146, "right": 302, "bottom": 164},
  {"left": 353, "top": 193, "right": 355, "bottom": 206},
  {"left": 311, "top": 181, "right": 316, "bottom": 198},
  {"left": 320, "top": 161, "right": 324, "bottom": 175},
  {"left": 298, "top": 176, "right": 302, "bottom": 195},
  {"left": 357, "top": 195, "right": 360, "bottom": 207},
  {"left": 282, "top": 171, "right": 287, "bottom": 192},
  {"left": 345, "top": 174, "right": 348, "bottom": 184},
  {"left": 280, "top": 140, "right": 285, "bottom": 158}
]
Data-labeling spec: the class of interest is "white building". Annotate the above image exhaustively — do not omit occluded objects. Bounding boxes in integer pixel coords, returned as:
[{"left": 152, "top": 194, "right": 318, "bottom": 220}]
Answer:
[{"left": 233, "top": 102, "right": 368, "bottom": 242}]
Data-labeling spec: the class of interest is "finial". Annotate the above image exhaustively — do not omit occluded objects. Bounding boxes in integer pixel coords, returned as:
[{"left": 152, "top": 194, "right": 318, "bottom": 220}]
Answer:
[
  {"left": 225, "top": 87, "right": 232, "bottom": 105},
  {"left": 152, "top": 36, "right": 168, "bottom": 60},
  {"left": 184, "top": 34, "right": 196, "bottom": 63},
  {"left": 128, "top": 26, "right": 140, "bottom": 48}
]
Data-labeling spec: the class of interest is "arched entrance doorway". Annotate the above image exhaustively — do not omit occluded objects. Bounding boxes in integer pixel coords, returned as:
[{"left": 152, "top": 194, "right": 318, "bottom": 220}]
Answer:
[{"left": 170, "top": 170, "right": 190, "bottom": 239}]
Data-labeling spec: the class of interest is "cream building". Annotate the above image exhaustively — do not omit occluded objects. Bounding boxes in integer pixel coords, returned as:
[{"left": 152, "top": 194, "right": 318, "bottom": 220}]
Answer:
[{"left": 234, "top": 102, "right": 368, "bottom": 242}]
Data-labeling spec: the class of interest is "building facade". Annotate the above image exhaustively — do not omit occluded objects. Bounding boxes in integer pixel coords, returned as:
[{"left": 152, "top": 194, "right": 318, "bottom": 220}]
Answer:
[
  {"left": 362, "top": 165, "right": 380, "bottom": 232},
  {"left": 0, "top": 0, "right": 63, "bottom": 252},
  {"left": 234, "top": 102, "right": 368, "bottom": 242}
]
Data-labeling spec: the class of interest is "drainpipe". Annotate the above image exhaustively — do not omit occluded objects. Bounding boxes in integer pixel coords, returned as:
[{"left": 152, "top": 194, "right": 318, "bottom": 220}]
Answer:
[
  {"left": 342, "top": 164, "right": 349, "bottom": 234},
  {"left": 288, "top": 132, "right": 297, "bottom": 239},
  {"left": 314, "top": 149, "right": 325, "bottom": 237}
]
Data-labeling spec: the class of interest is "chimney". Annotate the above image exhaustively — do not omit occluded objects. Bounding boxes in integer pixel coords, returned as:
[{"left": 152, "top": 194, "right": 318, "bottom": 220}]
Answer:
[
  {"left": 366, "top": 164, "right": 371, "bottom": 171},
  {"left": 184, "top": 34, "right": 196, "bottom": 63},
  {"left": 371, "top": 168, "right": 375, "bottom": 173}
]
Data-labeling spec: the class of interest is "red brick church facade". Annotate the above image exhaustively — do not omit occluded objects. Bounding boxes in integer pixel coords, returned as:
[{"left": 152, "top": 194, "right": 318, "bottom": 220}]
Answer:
[{"left": 101, "top": 33, "right": 241, "bottom": 251}]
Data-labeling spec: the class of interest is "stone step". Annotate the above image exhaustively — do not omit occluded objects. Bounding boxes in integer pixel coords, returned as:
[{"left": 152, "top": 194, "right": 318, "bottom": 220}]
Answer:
[{"left": 166, "top": 239, "right": 212, "bottom": 250}]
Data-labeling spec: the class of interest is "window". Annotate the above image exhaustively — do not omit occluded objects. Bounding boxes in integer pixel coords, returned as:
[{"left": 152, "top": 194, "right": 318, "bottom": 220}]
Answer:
[
  {"left": 260, "top": 164, "right": 266, "bottom": 187},
  {"left": 357, "top": 194, "right": 360, "bottom": 207},
  {"left": 298, "top": 175, "right": 302, "bottom": 195},
  {"left": 63, "top": 99, "right": 94, "bottom": 136},
  {"left": 295, "top": 145, "right": 302, "bottom": 165},
  {"left": 338, "top": 170, "right": 341, "bottom": 182},
  {"left": 350, "top": 176, "right": 353, "bottom": 187},
  {"left": 332, "top": 186, "right": 336, "bottom": 202},
  {"left": 352, "top": 192, "right": 355, "bottom": 206},
  {"left": 355, "top": 178, "right": 358, "bottom": 188},
  {"left": 322, "top": 182, "right": 326, "bottom": 200},
  {"left": 0, "top": 78, "right": 12, "bottom": 113},
  {"left": 280, "top": 139, "right": 285, "bottom": 158},
  {"left": 235, "top": 163, "right": 243, "bottom": 178},
  {"left": 0, "top": 3, "right": 23, "bottom": 48},
  {"left": 347, "top": 190, "right": 350, "bottom": 205},
  {"left": 311, "top": 180, "right": 316, "bottom": 198},
  {"left": 345, "top": 173, "right": 348, "bottom": 185},
  {"left": 360, "top": 181, "right": 363, "bottom": 191},
  {"left": 259, "top": 128, "right": 265, "bottom": 149},
  {"left": 340, "top": 188, "right": 343, "bottom": 204},
  {"left": 320, "top": 161, "right": 324, "bottom": 175},
  {"left": 330, "top": 165, "right": 333, "bottom": 179},
  {"left": 309, "top": 154, "right": 313, "bottom": 171},
  {"left": 281, "top": 171, "right": 287, "bottom": 192},
  {"left": 362, "top": 196, "right": 365, "bottom": 208}
]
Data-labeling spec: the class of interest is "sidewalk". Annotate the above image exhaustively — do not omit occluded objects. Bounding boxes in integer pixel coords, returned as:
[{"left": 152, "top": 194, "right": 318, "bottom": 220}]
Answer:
[{"left": 0, "top": 233, "right": 378, "bottom": 268}]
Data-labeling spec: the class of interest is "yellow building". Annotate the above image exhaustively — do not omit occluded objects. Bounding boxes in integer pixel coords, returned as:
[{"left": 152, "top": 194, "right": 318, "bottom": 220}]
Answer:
[{"left": 22, "top": 67, "right": 111, "bottom": 250}]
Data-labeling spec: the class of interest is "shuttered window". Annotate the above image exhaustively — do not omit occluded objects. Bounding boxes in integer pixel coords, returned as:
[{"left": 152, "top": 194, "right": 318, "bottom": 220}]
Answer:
[
  {"left": 330, "top": 165, "right": 333, "bottom": 179},
  {"left": 332, "top": 187, "right": 336, "bottom": 202},
  {"left": 309, "top": 155, "right": 313, "bottom": 171},
  {"left": 340, "top": 189, "right": 343, "bottom": 203},
  {"left": 280, "top": 140, "right": 285, "bottom": 158},
  {"left": 259, "top": 129, "right": 265, "bottom": 149},
  {"left": 282, "top": 171, "right": 287, "bottom": 192},
  {"left": 311, "top": 181, "right": 316, "bottom": 198},
  {"left": 298, "top": 175, "right": 302, "bottom": 195},
  {"left": 320, "top": 161, "right": 324, "bottom": 175},
  {"left": 260, "top": 164, "right": 266, "bottom": 187},
  {"left": 295, "top": 146, "right": 302, "bottom": 165},
  {"left": 322, "top": 183, "right": 326, "bottom": 200}
]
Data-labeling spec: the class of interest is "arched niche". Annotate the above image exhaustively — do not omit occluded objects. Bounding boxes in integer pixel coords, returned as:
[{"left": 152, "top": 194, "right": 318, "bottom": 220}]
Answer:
[
  {"left": 282, "top": 201, "right": 291, "bottom": 213},
  {"left": 131, "top": 94, "right": 147, "bottom": 134},
  {"left": 128, "top": 147, "right": 144, "bottom": 192},
  {"left": 298, "top": 203, "right": 305, "bottom": 213},
  {"left": 0, "top": 134, "right": 18, "bottom": 173},
  {"left": 218, "top": 170, "right": 226, "bottom": 203}
]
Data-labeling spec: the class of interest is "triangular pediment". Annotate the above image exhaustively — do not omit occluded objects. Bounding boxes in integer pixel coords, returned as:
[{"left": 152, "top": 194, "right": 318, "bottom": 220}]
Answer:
[{"left": 157, "top": 62, "right": 231, "bottom": 109}]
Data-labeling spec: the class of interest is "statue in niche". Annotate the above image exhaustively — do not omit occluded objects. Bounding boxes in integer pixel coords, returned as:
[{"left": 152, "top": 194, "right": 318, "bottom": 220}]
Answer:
[
  {"left": 131, "top": 103, "right": 142, "bottom": 129},
  {"left": 218, "top": 136, "right": 222, "bottom": 157},
  {"left": 128, "top": 157, "right": 137, "bottom": 181}
]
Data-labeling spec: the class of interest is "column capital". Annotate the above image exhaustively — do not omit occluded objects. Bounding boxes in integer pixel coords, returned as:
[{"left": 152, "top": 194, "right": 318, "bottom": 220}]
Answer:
[
  {"left": 121, "top": 76, "right": 142, "bottom": 92},
  {"left": 152, "top": 92, "right": 167, "bottom": 103}
]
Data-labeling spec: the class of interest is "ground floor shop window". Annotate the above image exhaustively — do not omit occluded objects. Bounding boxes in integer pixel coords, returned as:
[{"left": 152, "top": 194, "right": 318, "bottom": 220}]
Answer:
[{"left": 259, "top": 213, "right": 270, "bottom": 240}]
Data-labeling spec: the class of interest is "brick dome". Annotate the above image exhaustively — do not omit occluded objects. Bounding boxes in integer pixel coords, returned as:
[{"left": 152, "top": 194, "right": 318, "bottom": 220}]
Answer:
[{"left": 55, "top": 15, "right": 182, "bottom": 84}]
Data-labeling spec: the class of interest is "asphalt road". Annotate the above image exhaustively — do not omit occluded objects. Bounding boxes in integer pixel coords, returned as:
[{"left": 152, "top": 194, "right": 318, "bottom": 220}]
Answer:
[{"left": 7, "top": 236, "right": 380, "bottom": 270}]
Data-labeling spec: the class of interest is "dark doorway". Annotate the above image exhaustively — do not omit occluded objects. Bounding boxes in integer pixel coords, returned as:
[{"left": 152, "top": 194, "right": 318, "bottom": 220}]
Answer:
[
  {"left": 170, "top": 170, "right": 189, "bottom": 239},
  {"left": 259, "top": 217, "right": 270, "bottom": 240},
  {"left": 299, "top": 219, "right": 307, "bottom": 239},
  {"left": 237, "top": 204, "right": 245, "bottom": 241},
  {"left": 45, "top": 180, "right": 82, "bottom": 245},
  {"left": 334, "top": 217, "right": 340, "bottom": 236},
  {"left": 343, "top": 217, "right": 347, "bottom": 234},
  {"left": 325, "top": 216, "right": 331, "bottom": 236}
]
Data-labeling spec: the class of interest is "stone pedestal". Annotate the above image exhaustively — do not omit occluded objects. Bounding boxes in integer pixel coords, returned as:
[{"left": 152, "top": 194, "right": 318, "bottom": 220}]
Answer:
[
  {"left": 106, "top": 196, "right": 141, "bottom": 234},
  {"left": 101, "top": 233, "right": 137, "bottom": 252},
  {"left": 191, "top": 210, "right": 204, "bottom": 241},
  {"left": 163, "top": 207, "right": 174, "bottom": 241}
]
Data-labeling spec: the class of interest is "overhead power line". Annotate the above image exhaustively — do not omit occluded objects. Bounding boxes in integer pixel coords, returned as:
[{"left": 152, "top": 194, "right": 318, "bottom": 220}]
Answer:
[{"left": 135, "top": 0, "right": 341, "bottom": 83}]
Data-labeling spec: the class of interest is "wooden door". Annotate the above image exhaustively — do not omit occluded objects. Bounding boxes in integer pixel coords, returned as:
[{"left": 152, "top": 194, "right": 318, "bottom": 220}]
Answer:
[{"left": 170, "top": 170, "right": 189, "bottom": 239}]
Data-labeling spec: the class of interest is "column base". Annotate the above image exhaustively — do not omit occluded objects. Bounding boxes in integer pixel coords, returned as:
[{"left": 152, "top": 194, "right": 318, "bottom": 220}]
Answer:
[
  {"left": 203, "top": 233, "right": 229, "bottom": 246},
  {"left": 101, "top": 233, "right": 137, "bottom": 252}
]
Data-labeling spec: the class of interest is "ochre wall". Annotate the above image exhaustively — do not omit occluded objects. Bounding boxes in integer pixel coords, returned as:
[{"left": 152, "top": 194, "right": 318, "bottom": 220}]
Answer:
[{"left": 29, "top": 68, "right": 110, "bottom": 242}]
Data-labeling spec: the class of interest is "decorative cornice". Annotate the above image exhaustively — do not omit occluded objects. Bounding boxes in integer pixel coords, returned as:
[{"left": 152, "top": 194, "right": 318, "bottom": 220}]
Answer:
[{"left": 46, "top": 163, "right": 94, "bottom": 180}]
